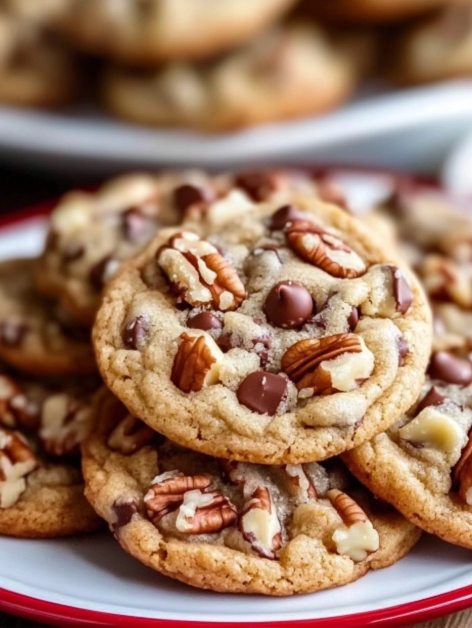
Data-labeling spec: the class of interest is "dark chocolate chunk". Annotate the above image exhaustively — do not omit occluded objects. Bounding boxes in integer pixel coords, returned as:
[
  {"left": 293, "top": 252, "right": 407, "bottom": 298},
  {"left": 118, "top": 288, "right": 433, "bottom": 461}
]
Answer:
[
  {"left": 264, "top": 281, "right": 313, "bottom": 329},
  {"left": 187, "top": 312, "right": 222, "bottom": 331},
  {"left": 397, "top": 336, "right": 409, "bottom": 366},
  {"left": 111, "top": 499, "right": 139, "bottom": 535},
  {"left": 416, "top": 386, "right": 447, "bottom": 414},
  {"left": 347, "top": 306, "right": 359, "bottom": 331},
  {"left": 429, "top": 351, "right": 472, "bottom": 386},
  {"left": 389, "top": 266, "right": 413, "bottom": 314},
  {"left": 123, "top": 208, "right": 155, "bottom": 242},
  {"left": 123, "top": 316, "right": 149, "bottom": 350},
  {"left": 269, "top": 205, "right": 305, "bottom": 231},
  {"left": 173, "top": 184, "right": 209, "bottom": 215},
  {"left": 236, "top": 371, "right": 287, "bottom": 415},
  {"left": 235, "top": 172, "right": 278, "bottom": 202}
]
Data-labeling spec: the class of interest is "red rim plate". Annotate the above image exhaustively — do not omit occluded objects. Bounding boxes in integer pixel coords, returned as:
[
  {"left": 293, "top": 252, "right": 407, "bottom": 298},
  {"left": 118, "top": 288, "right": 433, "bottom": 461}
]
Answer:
[{"left": 0, "top": 172, "right": 469, "bottom": 628}]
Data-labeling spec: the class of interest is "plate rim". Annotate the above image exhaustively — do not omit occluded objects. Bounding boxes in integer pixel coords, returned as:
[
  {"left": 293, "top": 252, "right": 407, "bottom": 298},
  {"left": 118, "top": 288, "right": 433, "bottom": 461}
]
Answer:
[{"left": 0, "top": 178, "right": 468, "bottom": 628}]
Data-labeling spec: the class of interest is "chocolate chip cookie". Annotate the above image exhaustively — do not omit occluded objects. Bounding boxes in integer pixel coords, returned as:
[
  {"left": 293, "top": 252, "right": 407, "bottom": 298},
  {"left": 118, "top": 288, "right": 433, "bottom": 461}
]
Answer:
[
  {"left": 0, "top": 258, "right": 96, "bottom": 376},
  {"left": 0, "top": 369, "right": 101, "bottom": 537},
  {"left": 93, "top": 195, "right": 431, "bottom": 464},
  {"left": 36, "top": 170, "right": 327, "bottom": 326},
  {"left": 0, "top": 8, "right": 79, "bottom": 108},
  {"left": 102, "top": 23, "right": 368, "bottom": 131},
  {"left": 82, "top": 388, "right": 421, "bottom": 595},
  {"left": 52, "top": 0, "right": 297, "bottom": 65},
  {"left": 344, "top": 348, "right": 472, "bottom": 548}
]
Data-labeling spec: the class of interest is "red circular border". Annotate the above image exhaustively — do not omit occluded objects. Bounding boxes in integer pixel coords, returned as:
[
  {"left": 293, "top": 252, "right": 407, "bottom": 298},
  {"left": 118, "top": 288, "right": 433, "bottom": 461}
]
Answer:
[{"left": 0, "top": 175, "right": 470, "bottom": 627}]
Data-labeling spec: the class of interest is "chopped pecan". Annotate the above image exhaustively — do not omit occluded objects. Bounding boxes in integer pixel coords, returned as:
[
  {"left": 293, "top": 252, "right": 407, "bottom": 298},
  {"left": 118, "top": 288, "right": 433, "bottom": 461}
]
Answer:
[
  {"left": 398, "top": 407, "right": 464, "bottom": 454},
  {"left": 328, "top": 489, "right": 379, "bottom": 562},
  {"left": 419, "top": 255, "right": 472, "bottom": 309},
  {"left": 145, "top": 472, "right": 211, "bottom": 522},
  {"left": 0, "top": 428, "right": 37, "bottom": 508},
  {"left": 171, "top": 332, "right": 224, "bottom": 393},
  {"left": 175, "top": 489, "right": 238, "bottom": 534},
  {"left": 285, "top": 220, "right": 367, "bottom": 278},
  {"left": 156, "top": 232, "right": 246, "bottom": 310},
  {"left": 39, "top": 393, "right": 90, "bottom": 457},
  {"left": 239, "top": 487, "right": 282, "bottom": 559},
  {"left": 0, "top": 375, "right": 39, "bottom": 429},
  {"left": 284, "top": 464, "right": 317, "bottom": 500},
  {"left": 281, "top": 333, "right": 374, "bottom": 397},
  {"left": 107, "top": 413, "right": 155, "bottom": 455}
]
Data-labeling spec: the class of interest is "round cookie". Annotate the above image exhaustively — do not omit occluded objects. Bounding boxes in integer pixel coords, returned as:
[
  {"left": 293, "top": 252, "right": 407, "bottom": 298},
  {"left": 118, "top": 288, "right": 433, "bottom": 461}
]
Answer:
[
  {"left": 344, "top": 348, "right": 472, "bottom": 548},
  {"left": 297, "top": 0, "right": 452, "bottom": 24},
  {"left": 52, "top": 0, "right": 297, "bottom": 65},
  {"left": 0, "top": 258, "right": 96, "bottom": 376},
  {"left": 102, "top": 23, "right": 367, "bottom": 131},
  {"left": 391, "top": 5, "right": 472, "bottom": 85},
  {"left": 0, "top": 369, "right": 101, "bottom": 537},
  {"left": 35, "top": 170, "right": 324, "bottom": 326},
  {"left": 82, "top": 388, "right": 421, "bottom": 595},
  {"left": 0, "top": 8, "right": 79, "bottom": 108},
  {"left": 93, "top": 195, "right": 432, "bottom": 464}
]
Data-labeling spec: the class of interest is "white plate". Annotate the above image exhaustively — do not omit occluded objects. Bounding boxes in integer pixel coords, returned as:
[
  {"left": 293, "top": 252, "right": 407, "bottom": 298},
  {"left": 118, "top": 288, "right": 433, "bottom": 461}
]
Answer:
[
  {"left": 1, "top": 207, "right": 472, "bottom": 628},
  {"left": 4, "top": 81, "right": 472, "bottom": 174}
]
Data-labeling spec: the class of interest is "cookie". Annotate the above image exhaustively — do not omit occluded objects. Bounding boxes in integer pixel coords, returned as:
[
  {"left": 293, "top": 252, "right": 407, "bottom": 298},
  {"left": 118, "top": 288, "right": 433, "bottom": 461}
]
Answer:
[
  {"left": 0, "top": 9, "right": 79, "bottom": 108},
  {"left": 0, "top": 368, "right": 101, "bottom": 537},
  {"left": 35, "top": 170, "right": 324, "bottom": 326},
  {"left": 297, "top": 0, "right": 451, "bottom": 24},
  {"left": 53, "top": 0, "right": 297, "bottom": 65},
  {"left": 102, "top": 23, "right": 367, "bottom": 131},
  {"left": 344, "top": 347, "right": 472, "bottom": 548},
  {"left": 82, "top": 388, "right": 421, "bottom": 595},
  {"left": 391, "top": 5, "right": 472, "bottom": 84},
  {"left": 0, "top": 258, "right": 96, "bottom": 376},
  {"left": 93, "top": 195, "right": 431, "bottom": 464}
]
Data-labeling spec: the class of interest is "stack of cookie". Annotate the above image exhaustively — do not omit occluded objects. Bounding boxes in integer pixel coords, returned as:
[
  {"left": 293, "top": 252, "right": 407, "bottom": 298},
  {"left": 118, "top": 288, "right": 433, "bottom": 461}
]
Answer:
[{"left": 37, "top": 167, "right": 432, "bottom": 595}]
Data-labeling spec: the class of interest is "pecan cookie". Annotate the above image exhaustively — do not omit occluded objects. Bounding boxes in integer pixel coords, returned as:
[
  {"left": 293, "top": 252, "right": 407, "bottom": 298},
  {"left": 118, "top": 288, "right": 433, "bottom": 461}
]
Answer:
[
  {"left": 0, "top": 258, "right": 96, "bottom": 376},
  {"left": 0, "top": 8, "right": 79, "bottom": 108},
  {"left": 391, "top": 5, "right": 472, "bottom": 84},
  {"left": 344, "top": 348, "right": 472, "bottom": 548},
  {"left": 102, "top": 23, "right": 368, "bottom": 131},
  {"left": 93, "top": 195, "right": 431, "bottom": 464},
  {"left": 82, "top": 388, "right": 421, "bottom": 595},
  {"left": 35, "top": 170, "right": 328, "bottom": 326},
  {"left": 52, "top": 0, "right": 297, "bottom": 65},
  {"left": 0, "top": 369, "right": 101, "bottom": 537}
]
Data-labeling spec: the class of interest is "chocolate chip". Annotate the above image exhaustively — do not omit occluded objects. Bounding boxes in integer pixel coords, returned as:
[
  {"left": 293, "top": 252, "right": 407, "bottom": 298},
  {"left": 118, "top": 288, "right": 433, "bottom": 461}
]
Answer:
[
  {"left": 0, "top": 322, "right": 29, "bottom": 347},
  {"left": 347, "top": 306, "right": 359, "bottom": 331},
  {"left": 428, "top": 351, "right": 472, "bottom": 386},
  {"left": 62, "top": 243, "right": 85, "bottom": 263},
  {"left": 217, "top": 331, "right": 235, "bottom": 353},
  {"left": 416, "top": 386, "right": 447, "bottom": 414},
  {"left": 236, "top": 371, "right": 287, "bottom": 415},
  {"left": 187, "top": 312, "right": 222, "bottom": 331},
  {"left": 252, "top": 333, "right": 272, "bottom": 367},
  {"left": 123, "top": 208, "right": 155, "bottom": 242},
  {"left": 397, "top": 336, "right": 409, "bottom": 366},
  {"left": 111, "top": 499, "right": 138, "bottom": 535},
  {"left": 269, "top": 205, "right": 305, "bottom": 231},
  {"left": 389, "top": 266, "right": 413, "bottom": 314},
  {"left": 123, "top": 316, "right": 149, "bottom": 349},
  {"left": 264, "top": 281, "right": 313, "bottom": 329},
  {"left": 173, "top": 184, "right": 210, "bottom": 215},
  {"left": 90, "top": 256, "right": 119, "bottom": 290},
  {"left": 235, "top": 172, "right": 278, "bottom": 202}
]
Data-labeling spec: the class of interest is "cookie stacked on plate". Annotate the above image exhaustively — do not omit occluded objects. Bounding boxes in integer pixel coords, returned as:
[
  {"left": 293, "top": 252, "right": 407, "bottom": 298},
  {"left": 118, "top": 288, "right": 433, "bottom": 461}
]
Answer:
[{"left": 69, "top": 168, "right": 432, "bottom": 595}]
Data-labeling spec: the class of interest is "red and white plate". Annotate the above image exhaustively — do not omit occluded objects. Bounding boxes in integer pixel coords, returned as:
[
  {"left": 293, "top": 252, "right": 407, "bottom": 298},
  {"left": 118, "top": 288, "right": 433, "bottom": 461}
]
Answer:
[{"left": 1, "top": 193, "right": 472, "bottom": 628}]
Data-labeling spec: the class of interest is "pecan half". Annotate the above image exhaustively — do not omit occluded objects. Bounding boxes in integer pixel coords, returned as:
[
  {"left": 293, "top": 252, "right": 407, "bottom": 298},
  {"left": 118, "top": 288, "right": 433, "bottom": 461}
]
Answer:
[
  {"left": 156, "top": 232, "right": 246, "bottom": 310},
  {"left": 39, "top": 393, "right": 90, "bottom": 457},
  {"left": 281, "top": 333, "right": 374, "bottom": 397},
  {"left": 0, "top": 375, "right": 39, "bottom": 429},
  {"left": 175, "top": 489, "right": 238, "bottom": 534},
  {"left": 0, "top": 428, "right": 37, "bottom": 508},
  {"left": 239, "top": 487, "right": 282, "bottom": 559},
  {"left": 285, "top": 220, "right": 367, "bottom": 278},
  {"left": 145, "top": 472, "right": 211, "bottom": 522},
  {"left": 107, "top": 413, "right": 155, "bottom": 455},
  {"left": 284, "top": 464, "right": 317, "bottom": 500},
  {"left": 453, "top": 431, "right": 472, "bottom": 505},
  {"left": 171, "top": 332, "right": 224, "bottom": 393},
  {"left": 328, "top": 489, "right": 379, "bottom": 562}
]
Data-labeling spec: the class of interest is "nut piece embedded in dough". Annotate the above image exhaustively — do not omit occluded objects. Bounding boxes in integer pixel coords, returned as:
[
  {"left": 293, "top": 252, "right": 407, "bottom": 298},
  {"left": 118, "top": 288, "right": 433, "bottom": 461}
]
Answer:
[
  {"left": 156, "top": 231, "right": 246, "bottom": 310},
  {"left": 328, "top": 489, "right": 379, "bottom": 562},
  {"left": 453, "top": 432, "right": 472, "bottom": 506},
  {"left": 39, "top": 393, "right": 90, "bottom": 457},
  {"left": 107, "top": 413, "right": 155, "bottom": 455},
  {"left": 145, "top": 472, "right": 211, "bottom": 523},
  {"left": 399, "top": 407, "right": 465, "bottom": 454},
  {"left": 285, "top": 219, "right": 367, "bottom": 278},
  {"left": 420, "top": 255, "right": 472, "bottom": 309},
  {"left": 0, "top": 374, "right": 39, "bottom": 429},
  {"left": 171, "top": 332, "right": 224, "bottom": 393},
  {"left": 175, "top": 489, "right": 238, "bottom": 534},
  {"left": 0, "top": 428, "right": 37, "bottom": 508},
  {"left": 284, "top": 464, "right": 317, "bottom": 500},
  {"left": 281, "top": 333, "right": 374, "bottom": 397},
  {"left": 239, "top": 487, "right": 282, "bottom": 559}
]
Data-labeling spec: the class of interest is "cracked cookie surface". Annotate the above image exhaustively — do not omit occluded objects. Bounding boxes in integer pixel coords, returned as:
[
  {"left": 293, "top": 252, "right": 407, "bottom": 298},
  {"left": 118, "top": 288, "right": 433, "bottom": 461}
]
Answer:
[
  {"left": 82, "top": 388, "right": 421, "bottom": 595},
  {"left": 93, "top": 196, "right": 431, "bottom": 463}
]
